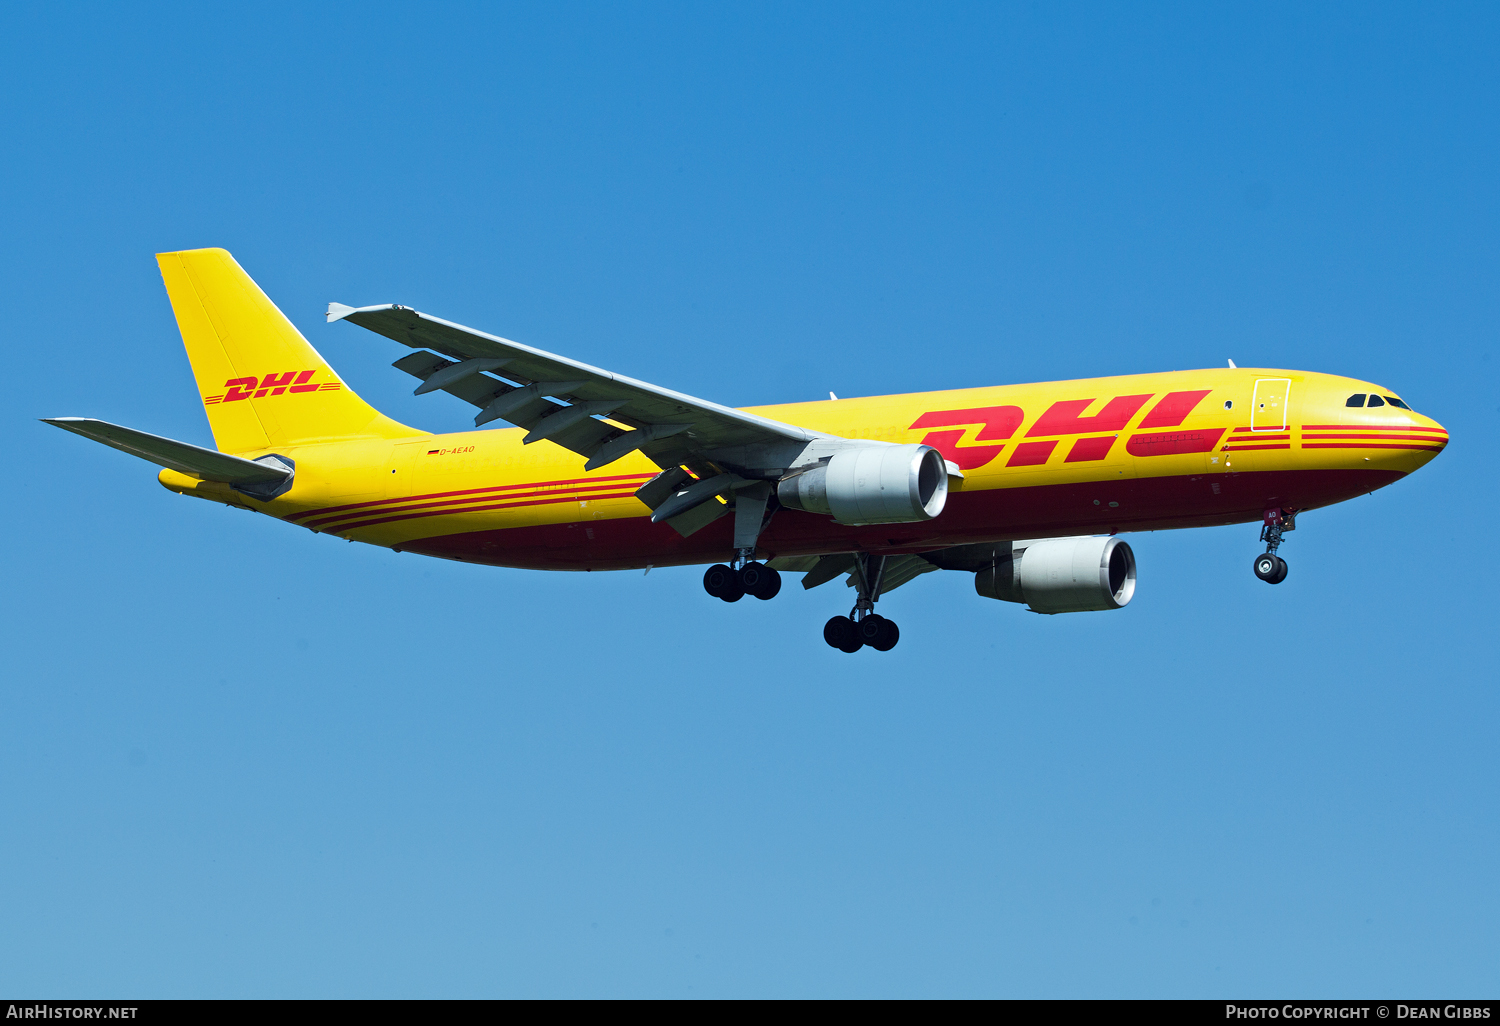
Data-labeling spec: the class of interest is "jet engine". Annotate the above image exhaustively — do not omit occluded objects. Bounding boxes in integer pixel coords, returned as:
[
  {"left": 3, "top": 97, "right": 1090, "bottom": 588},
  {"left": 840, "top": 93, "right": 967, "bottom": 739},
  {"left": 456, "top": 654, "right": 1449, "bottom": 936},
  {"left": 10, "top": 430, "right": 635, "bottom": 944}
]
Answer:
[
  {"left": 974, "top": 536, "right": 1136, "bottom": 613},
  {"left": 777, "top": 444, "right": 948, "bottom": 525}
]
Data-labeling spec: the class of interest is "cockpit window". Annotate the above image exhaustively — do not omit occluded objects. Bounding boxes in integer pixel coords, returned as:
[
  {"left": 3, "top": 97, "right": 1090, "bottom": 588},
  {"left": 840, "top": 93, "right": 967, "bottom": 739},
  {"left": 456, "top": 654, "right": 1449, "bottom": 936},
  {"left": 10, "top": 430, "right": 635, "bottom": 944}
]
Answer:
[
  {"left": 1345, "top": 394, "right": 1366, "bottom": 407},
  {"left": 1384, "top": 396, "right": 1411, "bottom": 410},
  {"left": 1366, "top": 395, "right": 1385, "bottom": 408}
]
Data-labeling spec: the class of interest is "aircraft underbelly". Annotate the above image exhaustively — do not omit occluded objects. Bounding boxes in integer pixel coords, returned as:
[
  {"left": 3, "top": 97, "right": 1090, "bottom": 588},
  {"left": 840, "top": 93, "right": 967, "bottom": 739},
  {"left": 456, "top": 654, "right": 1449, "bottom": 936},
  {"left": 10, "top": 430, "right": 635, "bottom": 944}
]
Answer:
[{"left": 393, "top": 467, "right": 1404, "bottom": 571}]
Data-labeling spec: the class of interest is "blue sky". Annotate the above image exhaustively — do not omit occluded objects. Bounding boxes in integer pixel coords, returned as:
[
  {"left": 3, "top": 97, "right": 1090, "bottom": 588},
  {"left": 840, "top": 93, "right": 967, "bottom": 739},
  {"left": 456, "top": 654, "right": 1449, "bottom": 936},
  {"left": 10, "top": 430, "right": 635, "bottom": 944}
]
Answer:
[{"left": 2, "top": 1, "right": 1496, "bottom": 997}]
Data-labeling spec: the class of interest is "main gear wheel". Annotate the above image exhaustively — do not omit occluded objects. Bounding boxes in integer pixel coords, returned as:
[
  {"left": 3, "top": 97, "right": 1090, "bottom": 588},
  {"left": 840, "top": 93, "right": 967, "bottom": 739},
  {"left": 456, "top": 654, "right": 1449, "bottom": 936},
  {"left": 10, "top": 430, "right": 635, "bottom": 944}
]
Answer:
[{"left": 703, "top": 563, "right": 744, "bottom": 602}]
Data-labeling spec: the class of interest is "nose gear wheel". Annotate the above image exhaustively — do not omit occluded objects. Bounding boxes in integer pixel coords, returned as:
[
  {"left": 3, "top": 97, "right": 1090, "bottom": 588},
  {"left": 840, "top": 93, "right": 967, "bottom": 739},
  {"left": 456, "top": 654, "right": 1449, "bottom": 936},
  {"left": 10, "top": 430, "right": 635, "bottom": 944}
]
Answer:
[
  {"left": 1254, "top": 509, "right": 1295, "bottom": 585},
  {"left": 1253, "top": 552, "right": 1288, "bottom": 583}
]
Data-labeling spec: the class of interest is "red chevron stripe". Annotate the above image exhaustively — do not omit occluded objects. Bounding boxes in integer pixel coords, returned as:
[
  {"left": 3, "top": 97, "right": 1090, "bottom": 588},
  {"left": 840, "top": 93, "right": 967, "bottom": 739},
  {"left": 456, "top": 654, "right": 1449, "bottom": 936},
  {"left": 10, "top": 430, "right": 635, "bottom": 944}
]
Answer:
[
  {"left": 302, "top": 480, "right": 651, "bottom": 530},
  {"left": 1302, "top": 443, "right": 1446, "bottom": 451},
  {"left": 1224, "top": 443, "right": 1291, "bottom": 451},
  {"left": 284, "top": 472, "right": 656, "bottom": 522},
  {"left": 1300, "top": 424, "right": 1446, "bottom": 432},
  {"left": 331, "top": 489, "right": 644, "bottom": 533},
  {"left": 1303, "top": 433, "right": 1448, "bottom": 442}
]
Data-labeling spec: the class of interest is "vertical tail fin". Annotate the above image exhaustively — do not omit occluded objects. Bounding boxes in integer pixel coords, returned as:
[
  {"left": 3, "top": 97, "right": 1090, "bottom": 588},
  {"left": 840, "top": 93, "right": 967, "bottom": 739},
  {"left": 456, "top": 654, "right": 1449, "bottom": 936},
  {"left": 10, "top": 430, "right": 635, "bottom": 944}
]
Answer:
[{"left": 156, "top": 248, "right": 418, "bottom": 453}]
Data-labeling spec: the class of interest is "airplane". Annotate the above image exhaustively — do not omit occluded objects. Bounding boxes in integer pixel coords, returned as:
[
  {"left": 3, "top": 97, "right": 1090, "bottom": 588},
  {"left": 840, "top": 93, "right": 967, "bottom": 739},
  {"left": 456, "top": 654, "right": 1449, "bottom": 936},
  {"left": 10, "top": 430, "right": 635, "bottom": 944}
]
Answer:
[{"left": 46, "top": 248, "right": 1449, "bottom": 653}]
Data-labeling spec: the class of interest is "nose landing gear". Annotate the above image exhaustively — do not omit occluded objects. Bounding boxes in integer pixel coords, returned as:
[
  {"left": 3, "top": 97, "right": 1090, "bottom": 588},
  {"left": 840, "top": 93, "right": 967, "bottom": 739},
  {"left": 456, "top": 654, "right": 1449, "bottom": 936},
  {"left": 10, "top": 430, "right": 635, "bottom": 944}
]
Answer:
[
  {"left": 1253, "top": 509, "right": 1294, "bottom": 584},
  {"left": 1253, "top": 551, "right": 1287, "bottom": 584},
  {"left": 823, "top": 554, "right": 900, "bottom": 653}
]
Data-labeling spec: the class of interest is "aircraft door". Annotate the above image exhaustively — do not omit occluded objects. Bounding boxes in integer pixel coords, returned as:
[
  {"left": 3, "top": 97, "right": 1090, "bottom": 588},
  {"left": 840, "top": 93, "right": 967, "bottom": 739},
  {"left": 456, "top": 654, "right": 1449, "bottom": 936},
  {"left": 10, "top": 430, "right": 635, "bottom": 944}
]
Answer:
[
  {"left": 382, "top": 440, "right": 424, "bottom": 497},
  {"left": 1251, "top": 378, "right": 1291, "bottom": 431}
]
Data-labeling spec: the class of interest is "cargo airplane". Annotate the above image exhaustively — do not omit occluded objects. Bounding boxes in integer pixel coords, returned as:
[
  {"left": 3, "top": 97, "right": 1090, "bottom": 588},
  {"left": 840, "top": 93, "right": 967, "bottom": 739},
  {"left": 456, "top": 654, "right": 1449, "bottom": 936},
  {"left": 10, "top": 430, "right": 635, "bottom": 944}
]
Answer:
[{"left": 47, "top": 249, "right": 1449, "bottom": 652}]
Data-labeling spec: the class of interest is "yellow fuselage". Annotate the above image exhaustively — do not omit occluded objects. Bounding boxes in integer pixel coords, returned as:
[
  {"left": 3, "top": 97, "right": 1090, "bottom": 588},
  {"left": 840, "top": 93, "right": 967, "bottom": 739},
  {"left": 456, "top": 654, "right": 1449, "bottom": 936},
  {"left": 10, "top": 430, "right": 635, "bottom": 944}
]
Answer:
[{"left": 161, "top": 366, "right": 1447, "bottom": 571}]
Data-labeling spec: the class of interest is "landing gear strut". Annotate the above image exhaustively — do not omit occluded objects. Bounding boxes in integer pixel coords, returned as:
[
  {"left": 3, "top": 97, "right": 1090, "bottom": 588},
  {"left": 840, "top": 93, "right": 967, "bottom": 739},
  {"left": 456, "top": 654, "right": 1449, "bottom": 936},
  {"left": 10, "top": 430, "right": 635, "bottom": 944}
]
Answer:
[
  {"left": 702, "top": 481, "right": 783, "bottom": 601},
  {"left": 823, "top": 554, "right": 900, "bottom": 653},
  {"left": 1253, "top": 509, "right": 1294, "bottom": 584}
]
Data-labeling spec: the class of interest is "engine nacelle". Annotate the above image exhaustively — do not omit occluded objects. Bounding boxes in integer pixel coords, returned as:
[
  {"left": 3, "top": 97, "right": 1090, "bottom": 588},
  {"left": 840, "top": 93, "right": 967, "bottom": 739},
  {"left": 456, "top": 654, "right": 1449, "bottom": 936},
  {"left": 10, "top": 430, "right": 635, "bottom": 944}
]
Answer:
[
  {"left": 777, "top": 444, "right": 948, "bottom": 525},
  {"left": 975, "top": 536, "right": 1136, "bottom": 613}
]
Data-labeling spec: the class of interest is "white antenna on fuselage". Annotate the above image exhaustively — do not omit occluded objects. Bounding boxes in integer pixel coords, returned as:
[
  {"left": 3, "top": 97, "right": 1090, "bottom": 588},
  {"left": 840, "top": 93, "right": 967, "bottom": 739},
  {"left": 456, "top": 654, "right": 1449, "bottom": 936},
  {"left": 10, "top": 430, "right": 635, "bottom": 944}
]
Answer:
[{"left": 1228, "top": 359, "right": 1237, "bottom": 369}]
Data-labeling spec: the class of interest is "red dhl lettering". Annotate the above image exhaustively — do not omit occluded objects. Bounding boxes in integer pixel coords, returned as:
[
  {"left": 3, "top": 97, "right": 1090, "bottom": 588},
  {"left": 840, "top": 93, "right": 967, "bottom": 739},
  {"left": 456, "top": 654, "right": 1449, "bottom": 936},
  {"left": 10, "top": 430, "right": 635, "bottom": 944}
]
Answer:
[
  {"left": 214, "top": 371, "right": 325, "bottom": 403},
  {"left": 912, "top": 393, "right": 1218, "bottom": 468},
  {"left": 222, "top": 376, "right": 260, "bottom": 402},
  {"left": 1065, "top": 436, "right": 1117, "bottom": 462},
  {"left": 1137, "top": 390, "right": 1213, "bottom": 429},
  {"left": 911, "top": 390, "right": 1216, "bottom": 469},
  {"left": 1027, "top": 394, "right": 1154, "bottom": 437},
  {"left": 1007, "top": 440, "right": 1056, "bottom": 466},
  {"left": 909, "top": 406, "right": 1024, "bottom": 470}
]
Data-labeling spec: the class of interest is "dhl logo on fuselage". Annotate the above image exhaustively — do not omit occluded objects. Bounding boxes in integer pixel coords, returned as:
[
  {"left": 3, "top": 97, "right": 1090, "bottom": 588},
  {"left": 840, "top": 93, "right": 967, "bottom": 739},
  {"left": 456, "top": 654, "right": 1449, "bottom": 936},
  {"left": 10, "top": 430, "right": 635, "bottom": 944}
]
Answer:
[
  {"left": 203, "top": 371, "right": 342, "bottom": 405},
  {"left": 911, "top": 389, "right": 1219, "bottom": 470},
  {"left": 910, "top": 387, "right": 1446, "bottom": 470}
]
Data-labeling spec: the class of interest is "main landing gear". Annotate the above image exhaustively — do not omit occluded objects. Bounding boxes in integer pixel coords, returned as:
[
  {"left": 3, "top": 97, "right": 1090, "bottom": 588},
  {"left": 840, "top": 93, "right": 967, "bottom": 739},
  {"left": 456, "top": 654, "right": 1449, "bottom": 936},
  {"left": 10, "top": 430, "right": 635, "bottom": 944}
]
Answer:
[
  {"left": 1253, "top": 508, "right": 1295, "bottom": 585},
  {"left": 823, "top": 554, "right": 899, "bottom": 654},
  {"left": 703, "top": 481, "right": 783, "bottom": 601},
  {"left": 703, "top": 556, "right": 782, "bottom": 602}
]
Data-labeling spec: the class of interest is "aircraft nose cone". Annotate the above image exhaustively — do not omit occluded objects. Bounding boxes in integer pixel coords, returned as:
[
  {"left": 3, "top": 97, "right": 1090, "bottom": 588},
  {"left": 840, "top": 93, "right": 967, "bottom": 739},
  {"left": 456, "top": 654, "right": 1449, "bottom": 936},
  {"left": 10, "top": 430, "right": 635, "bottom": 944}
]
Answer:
[
  {"left": 1418, "top": 412, "right": 1447, "bottom": 441},
  {"left": 1411, "top": 413, "right": 1449, "bottom": 458}
]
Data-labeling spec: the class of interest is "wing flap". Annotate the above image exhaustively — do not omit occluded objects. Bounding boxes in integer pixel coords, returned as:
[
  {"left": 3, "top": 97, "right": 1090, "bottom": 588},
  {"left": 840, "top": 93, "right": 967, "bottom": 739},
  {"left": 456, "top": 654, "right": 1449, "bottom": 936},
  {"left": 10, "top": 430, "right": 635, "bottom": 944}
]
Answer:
[{"left": 847, "top": 553, "right": 937, "bottom": 595}]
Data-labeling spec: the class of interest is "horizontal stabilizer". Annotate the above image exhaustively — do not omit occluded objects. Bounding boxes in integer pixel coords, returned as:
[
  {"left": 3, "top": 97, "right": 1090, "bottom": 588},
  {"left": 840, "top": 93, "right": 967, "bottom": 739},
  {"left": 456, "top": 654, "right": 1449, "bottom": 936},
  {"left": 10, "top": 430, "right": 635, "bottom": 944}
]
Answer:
[{"left": 42, "top": 418, "right": 293, "bottom": 497}]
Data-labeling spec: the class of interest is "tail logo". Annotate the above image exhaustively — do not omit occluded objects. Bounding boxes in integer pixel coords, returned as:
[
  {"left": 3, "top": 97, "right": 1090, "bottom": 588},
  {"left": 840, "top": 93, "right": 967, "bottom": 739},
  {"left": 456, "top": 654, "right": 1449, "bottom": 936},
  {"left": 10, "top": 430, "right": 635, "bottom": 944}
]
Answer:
[{"left": 204, "top": 371, "right": 343, "bottom": 405}]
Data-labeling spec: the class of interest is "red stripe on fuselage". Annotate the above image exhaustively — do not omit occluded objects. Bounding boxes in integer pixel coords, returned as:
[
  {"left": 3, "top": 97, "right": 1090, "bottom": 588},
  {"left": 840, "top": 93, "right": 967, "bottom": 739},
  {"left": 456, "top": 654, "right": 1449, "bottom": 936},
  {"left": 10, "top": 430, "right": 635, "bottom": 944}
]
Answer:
[
  {"left": 330, "top": 489, "right": 645, "bottom": 533},
  {"left": 1302, "top": 433, "right": 1447, "bottom": 441},
  {"left": 302, "top": 481, "right": 649, "bottom": 530},
  {"left": 1300, "top": 424, "right": 1446, "bottom": 432},
  {"left": 283, "top": 472, "right": 656, "bottom": 522},
  {"left": 1301, "top": 443, "right": 1446, "bottom": 451}
]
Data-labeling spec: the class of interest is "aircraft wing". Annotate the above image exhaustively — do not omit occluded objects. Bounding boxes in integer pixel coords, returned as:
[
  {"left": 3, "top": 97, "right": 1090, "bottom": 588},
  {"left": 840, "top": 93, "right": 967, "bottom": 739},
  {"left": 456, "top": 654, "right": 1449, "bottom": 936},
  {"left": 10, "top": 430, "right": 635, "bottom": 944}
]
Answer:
[{"left": 327, "top": 302, "right": 827, "bottom": 471}]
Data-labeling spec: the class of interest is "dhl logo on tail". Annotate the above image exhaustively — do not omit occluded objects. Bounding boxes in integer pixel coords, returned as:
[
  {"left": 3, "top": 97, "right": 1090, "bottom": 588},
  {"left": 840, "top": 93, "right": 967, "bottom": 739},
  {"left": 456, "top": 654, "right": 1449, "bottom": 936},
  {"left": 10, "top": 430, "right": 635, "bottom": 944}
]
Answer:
[{"left": 203, "top": 371, "right": 343, "bottom": 404}]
